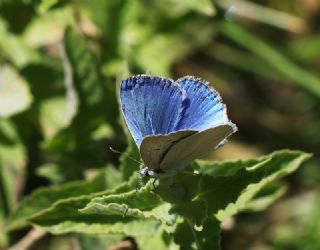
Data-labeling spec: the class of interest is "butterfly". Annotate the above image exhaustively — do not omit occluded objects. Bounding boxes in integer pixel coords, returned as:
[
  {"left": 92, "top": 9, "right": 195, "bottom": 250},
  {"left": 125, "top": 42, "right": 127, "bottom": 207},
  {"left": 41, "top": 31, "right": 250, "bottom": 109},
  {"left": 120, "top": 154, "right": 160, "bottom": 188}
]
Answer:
[{"left": 120, "top": 75, "right": 237, "bottom": 177}]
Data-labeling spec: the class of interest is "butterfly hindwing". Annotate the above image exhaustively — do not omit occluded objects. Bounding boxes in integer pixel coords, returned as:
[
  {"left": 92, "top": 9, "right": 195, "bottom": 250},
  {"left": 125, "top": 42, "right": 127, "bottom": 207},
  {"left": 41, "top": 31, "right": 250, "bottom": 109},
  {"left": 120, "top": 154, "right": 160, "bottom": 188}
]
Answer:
[
  {"left": 176, "top": 76, "right": 227, "bottom": 131},
  {"left": 160, "top": 123, "right": 236, "bottom": 173},
  {"left": 139, "top": 130, "right": 196, "bottom": 170},
  {"left": 120, "top": 75, "right": 185, "bottom": 146}
]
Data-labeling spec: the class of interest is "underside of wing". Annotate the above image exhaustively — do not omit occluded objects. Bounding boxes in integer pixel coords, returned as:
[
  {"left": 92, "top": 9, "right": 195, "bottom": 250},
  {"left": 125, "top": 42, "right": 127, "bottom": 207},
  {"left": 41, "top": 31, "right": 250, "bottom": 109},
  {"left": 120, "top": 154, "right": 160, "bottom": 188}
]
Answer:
[
  {"left": 139, "top": 130, "right": 196, "bottom": 170},
  {"left": 160, "top": 123, "right": 237, "bottom": 173}
]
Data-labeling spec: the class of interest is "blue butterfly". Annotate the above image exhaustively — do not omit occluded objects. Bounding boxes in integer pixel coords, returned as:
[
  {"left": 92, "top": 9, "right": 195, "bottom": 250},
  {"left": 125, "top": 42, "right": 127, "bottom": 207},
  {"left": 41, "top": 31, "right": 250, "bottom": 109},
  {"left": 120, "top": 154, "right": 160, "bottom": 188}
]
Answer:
[{"left": 120, "top": 75, "right": 237, "bottom": 177}]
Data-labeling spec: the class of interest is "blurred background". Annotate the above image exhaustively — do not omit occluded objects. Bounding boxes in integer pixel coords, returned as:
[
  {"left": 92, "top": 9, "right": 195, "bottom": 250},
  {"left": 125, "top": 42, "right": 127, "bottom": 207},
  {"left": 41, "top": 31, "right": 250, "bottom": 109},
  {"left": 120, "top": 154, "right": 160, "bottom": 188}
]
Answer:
[{"left": 0, "top": 0, "right": 320, "bottom": 249}]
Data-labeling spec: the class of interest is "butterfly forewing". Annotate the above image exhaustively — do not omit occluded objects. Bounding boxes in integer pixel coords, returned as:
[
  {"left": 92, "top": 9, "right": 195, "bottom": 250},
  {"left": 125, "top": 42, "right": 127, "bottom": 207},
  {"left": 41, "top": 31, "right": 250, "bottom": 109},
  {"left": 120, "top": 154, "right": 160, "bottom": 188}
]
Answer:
[{"left": 120, "top": 75, "right": 185, "bottom": 147}]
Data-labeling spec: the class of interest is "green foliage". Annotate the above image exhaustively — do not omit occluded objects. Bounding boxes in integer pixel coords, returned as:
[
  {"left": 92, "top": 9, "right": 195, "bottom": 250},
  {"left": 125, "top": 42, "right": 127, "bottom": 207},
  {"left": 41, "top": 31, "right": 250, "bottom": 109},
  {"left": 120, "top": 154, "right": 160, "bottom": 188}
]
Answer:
[
  {"left": 6, "top": 150, "right": 310, "bottom": 249},
  {"left": 219, "top": 22, "right": 320, "bottom": 98},
  {"left": 0, "top": 0, "right": 318, "bottom": 249}
]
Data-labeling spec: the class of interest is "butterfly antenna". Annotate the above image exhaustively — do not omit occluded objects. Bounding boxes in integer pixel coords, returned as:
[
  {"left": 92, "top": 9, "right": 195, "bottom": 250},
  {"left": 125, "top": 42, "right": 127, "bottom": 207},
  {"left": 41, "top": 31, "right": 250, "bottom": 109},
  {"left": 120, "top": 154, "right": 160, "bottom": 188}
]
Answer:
[{"left": 109, "top": 147, "right": 143, "bottom": 165}]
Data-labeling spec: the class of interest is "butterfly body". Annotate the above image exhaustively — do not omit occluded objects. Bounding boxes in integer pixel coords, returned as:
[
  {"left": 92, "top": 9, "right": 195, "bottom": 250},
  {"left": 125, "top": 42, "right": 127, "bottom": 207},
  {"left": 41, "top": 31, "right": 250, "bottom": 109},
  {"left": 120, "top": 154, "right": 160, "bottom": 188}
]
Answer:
[{"left": 120, "top": 75, "right": 237, "bottom": 177}]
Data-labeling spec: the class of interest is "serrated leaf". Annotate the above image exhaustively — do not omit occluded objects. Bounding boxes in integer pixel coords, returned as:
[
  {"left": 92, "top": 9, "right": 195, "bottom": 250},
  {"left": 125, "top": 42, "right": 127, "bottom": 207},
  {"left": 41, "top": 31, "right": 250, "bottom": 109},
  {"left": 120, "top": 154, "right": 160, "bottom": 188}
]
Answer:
[
  {"left": 82, "top": 181, "right": 162, "bottom": 212},
  {"left": 81, "top": 181, "right": 175, "bottom": 226},
  {"left": 155, "top": 150, "right": 310, "bottom": 226},
  {"left": 197, "top": 150, "right": 311, "bottom": 221},
  {"left": 29, "top": 192, "right": 161, "bottom": 236},
  {"left": 34, "top": 219, "right": 161, "bottom": 236},
  {"left": 7, "top": 167, "right": 122, "bottom": 230},
  {"left": 28, "top": 181, "right": 174, "bottom": 236}
]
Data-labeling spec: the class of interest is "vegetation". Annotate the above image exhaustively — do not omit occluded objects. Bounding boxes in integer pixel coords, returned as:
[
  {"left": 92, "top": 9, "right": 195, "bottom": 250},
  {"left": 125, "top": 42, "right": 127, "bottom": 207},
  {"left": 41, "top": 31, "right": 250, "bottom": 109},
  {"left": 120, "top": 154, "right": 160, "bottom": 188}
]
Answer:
[{"left": 0, "top": 0, "right": 319, "bottom": 249}]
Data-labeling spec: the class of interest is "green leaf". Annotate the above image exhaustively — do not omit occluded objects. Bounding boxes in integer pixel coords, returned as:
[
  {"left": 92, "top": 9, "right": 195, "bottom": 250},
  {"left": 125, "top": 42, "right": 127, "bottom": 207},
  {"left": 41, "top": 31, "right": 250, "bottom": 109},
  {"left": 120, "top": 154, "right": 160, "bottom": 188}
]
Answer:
[
  {"left": 23, "top": 7, "right": 75, "bottom": 47},
  {"left": 0, "top": 18, "right": 40, "bottom": 67},
  {"left": 64, "top": 26, "right": 103, "bottom": 109},
  {"left": 30, "top": 198, "right": 161, "bottom": 236},
  {"left": 154, "top": 150, "right": 310, "bottom": 226},
  {"left": 81, "top": 181, "right": 175, "bottom": 226},
  {"left": 135, "top": 226, "right": 179, "bottom": 250},
  {"left": 197, "top": 150, "right": 311, "bottom": 221},
  {"left": 0, "top": 66, "right": 33, "bottom": 118},
  {"left": 34, "top": 219, "right": 161, "bottom": 236},
  {"left": 168, "top": 0, "right": 216, "bottom": 16},
  {"left": 7, "top": 167, "right": 122, "bottom": 230},
  {"left": 133, "top": 19, "right": 216, "bottom": 76},
  {"left": 44, "top": 25, "right": 119, "bottom": 158},
  {"left": 0, "top": 119, "right": 27, "bottom": 210},
  {"left": 156, "top": 172, "right": 201, "bottom": 204},
  {"left": 37, "top": 0, "right": 63, "bottom": 13},
  {"left": 220, "top": 21, "right": 320, "bottom": 98},
  {"left": 82, "top": 181, "right": 161, "bottom": 211},
  {"left": 28, "top": 180, "right": 161, "bottom": 236},
  {"left": 39, "top": 97, "right": 72, "bottom": 140},
  {"left": 77, "top": 234, "right": 124, "bottom": 250},
  {"left": 174, "top": 218, "right": 221, "bottom": 250},
  {"left": 243, "top": 183, "right": 287, "bottom": 211}
]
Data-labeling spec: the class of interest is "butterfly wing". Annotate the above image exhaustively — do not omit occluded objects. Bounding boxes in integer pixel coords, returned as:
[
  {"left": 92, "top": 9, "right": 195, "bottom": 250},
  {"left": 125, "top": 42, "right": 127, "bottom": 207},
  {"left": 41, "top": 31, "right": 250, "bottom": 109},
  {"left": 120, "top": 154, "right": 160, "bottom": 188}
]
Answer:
[
  {"left": 139, "top": 130, "right": 196, "bottom": 170},
  {"left": 160, "top": 76, "right": 237, "bottom": 173},
  {"left": 176, "top": 76, "right": 228, "bottom": 131},
  {"left": 120, "top": 75, "right": 185, "bottom": 147},
  {"left": 121, "top": 75, "right": 237, "bottom": 175},
  {"left": 160, "top": 123, "right": 236, "bottom": 173}
]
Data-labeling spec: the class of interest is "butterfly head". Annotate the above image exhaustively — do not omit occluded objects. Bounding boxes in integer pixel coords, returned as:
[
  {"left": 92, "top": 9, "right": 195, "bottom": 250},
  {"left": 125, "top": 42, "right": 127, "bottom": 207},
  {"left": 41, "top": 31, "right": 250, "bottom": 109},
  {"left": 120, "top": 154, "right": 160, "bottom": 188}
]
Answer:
[{"left": 139, "top": 166, "right": 167, "bottom": 178}]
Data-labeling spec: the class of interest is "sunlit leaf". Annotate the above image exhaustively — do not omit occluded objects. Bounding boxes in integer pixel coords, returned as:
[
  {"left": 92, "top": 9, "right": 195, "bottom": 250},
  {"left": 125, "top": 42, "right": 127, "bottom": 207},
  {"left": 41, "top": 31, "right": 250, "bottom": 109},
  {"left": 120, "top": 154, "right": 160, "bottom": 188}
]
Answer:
[
  {"left": 197, "top": 150, "right": 311, "bottom": 221},
  {"left": 0, "top": 18, "right": 40, "bottom": 67},
  {"left": 7, "top": 167, "right": 122, "bottom": 230},
  {"left": 168, "top": 0, "right": 215, "bottom": 16},
  {"left": 154, "top": 150, "right": 310, "bottom": 226},
  {"left": 23, "top": 7, "right": 74, "bottom": 47},
  {"left": 0, "top": 66, "right": 33, "bottom": 118}
]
